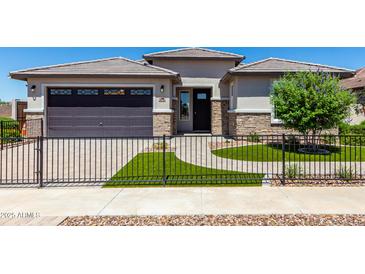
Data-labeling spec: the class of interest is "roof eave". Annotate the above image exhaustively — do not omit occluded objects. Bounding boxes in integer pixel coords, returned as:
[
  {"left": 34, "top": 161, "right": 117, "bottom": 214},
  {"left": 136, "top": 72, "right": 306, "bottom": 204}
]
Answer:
[
  {"left": 143, "top": 56, "right": 245, "bottom": 62},
  {"left": 228, "top": 70, "right": 354, "bottom": 78},
  {"left": 9, "top": 73, "right": 180, "bottom": 81}
]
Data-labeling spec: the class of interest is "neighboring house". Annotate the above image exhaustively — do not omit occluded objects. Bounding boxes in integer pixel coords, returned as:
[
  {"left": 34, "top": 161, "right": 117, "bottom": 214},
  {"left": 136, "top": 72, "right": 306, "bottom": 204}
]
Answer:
[
  {"left": 341, "top": 67, "right": 365, "bottom": 92},
  {"left": 341, "top": 67, "right": 365, "bottom": 124},
  {"left": 9, "top": 48, "right": 353, "bottom": 137}
]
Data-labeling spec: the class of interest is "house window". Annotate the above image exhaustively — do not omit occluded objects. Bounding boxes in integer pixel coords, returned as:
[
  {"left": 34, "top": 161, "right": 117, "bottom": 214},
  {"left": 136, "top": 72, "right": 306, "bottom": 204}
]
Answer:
[
  {"left": 49, "top": 89, "right": 72, "bottom": 95},
  {"left": 77, "top": 89, "right": 99, "bottom": 95},
  {"left": 179, "top": 91, "right": 190, "bottom": 121},
  {"left": 270, "top": 79, "right": 282, "bottom": 124},
  {"left": 130, "top": 89, "right": 152, "bottom": 96},
  {"left": 104, "top": 89, "right": 126, "bottom": 96}
]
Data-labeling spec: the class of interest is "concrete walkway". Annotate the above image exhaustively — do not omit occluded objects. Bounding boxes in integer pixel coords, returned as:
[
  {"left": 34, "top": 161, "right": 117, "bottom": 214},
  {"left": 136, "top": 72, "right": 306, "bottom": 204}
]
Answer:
[
  {"left": 171, "top": 136, "right": 365, "bottom": 175},
  {"left": 0, "top": 186, "right": 365, "bottom": 225}
]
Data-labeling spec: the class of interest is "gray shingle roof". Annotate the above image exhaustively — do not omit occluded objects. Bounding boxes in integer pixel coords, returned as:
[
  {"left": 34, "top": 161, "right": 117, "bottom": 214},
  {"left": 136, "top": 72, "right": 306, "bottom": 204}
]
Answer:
[
  {"left": 10, "top": 57, "right": 180, "bottom": 80},
  {"left": 143, "top": 47, "right": 244, "bottom": 61},
  {"left": 230, "top": 57, "right": 353, "bottom": 73}
]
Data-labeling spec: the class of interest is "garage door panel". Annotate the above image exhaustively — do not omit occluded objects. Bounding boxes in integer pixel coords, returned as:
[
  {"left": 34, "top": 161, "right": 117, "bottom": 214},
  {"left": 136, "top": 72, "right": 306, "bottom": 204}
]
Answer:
[
  {"left": 48, "top": 127, "right": 105, "bottom": 137},
  {"left": 47, "top": 87, "right": 153, "bottom": 137}
]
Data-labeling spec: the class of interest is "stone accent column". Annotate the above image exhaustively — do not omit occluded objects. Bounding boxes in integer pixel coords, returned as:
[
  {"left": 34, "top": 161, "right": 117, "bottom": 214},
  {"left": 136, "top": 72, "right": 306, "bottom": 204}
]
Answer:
[
  {"left": 228, "top": 112, "right": 237, "bottom": 136},
  {"left": 25, "top": 113, "right": 44, "bottom": 137},
  {"left": 153, "top": 112, "right": 173, "bottom": 136},
  {"left": 171, "top": 99, "right": 178, "bottom": 135},
  {"left": 211, "top": 99, "right": 229, "bottom": 135}
]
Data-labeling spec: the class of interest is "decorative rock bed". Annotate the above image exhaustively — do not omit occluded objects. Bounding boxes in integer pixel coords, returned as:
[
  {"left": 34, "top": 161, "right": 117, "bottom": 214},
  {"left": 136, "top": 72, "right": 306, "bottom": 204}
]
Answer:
[
  {"left": 271, "top": 175, "right": 365, "bottom": 187},
  {"left": 60, "top": 214, "right": 365, "bottom": 226}
]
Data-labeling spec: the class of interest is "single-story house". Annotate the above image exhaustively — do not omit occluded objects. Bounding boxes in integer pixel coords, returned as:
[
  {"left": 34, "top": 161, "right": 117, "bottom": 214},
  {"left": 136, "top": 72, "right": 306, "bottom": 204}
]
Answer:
[{"left": 9, "top": 48, "right": 354, "bottom": 137}]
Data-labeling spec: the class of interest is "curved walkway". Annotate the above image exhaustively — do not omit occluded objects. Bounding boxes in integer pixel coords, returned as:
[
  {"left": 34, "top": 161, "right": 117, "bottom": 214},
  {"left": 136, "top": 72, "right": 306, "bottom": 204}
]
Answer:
[{"left": 170, "top": 136, "right": 365, "bottom": 175}]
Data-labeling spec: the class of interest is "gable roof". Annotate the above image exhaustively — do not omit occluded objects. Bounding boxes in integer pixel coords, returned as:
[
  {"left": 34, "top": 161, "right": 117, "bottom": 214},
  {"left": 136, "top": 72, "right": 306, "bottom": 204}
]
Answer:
[
  {"left": 341, "top": 67, "right": 365, "bottom": 90},
  {"left": 143, "top": 47, "right": 244, "bottom": 62},
  {"left": 229, "top": 57, "right": 353, "bottom": 74},
  {"left": 10, "top": 57, "right": 180, "bottom": 80}
]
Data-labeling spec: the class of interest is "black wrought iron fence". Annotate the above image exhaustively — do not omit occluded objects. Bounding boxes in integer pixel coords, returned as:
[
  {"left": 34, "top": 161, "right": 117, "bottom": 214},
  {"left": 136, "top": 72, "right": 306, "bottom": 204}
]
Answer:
[
  {"left": 0, "top": 134, "right": 364, "bottom": 187},
  {"left": 0, "top": 119, "right": 43, "bottom": 149}
]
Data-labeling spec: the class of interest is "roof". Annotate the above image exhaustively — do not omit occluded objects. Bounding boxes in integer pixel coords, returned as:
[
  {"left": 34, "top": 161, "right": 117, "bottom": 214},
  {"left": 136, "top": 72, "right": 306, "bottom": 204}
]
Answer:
[
  {"left": 10, "top": 57, "right": 180, "bottom": 80},
  {"left": 341, "top": 67, "right": 365, "bottom": 90},
  {"left": 143, "top": 47, "right": 244, "bottom": 61},
  {"left": 229, "top": 57, "right": 354, "bottom": 74}
]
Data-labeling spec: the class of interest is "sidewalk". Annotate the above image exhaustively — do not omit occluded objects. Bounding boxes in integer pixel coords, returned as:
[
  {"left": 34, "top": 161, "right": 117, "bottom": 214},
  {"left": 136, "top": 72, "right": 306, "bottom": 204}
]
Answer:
[{"left": 0, "top": 186, "right": 365, "bottom": 225}]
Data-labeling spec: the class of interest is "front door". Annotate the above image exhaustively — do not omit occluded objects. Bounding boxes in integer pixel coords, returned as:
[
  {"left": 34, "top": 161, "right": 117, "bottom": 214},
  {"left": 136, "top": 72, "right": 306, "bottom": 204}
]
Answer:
[{"left": 193, "top": 89, "right": 211, "bottom": 131}]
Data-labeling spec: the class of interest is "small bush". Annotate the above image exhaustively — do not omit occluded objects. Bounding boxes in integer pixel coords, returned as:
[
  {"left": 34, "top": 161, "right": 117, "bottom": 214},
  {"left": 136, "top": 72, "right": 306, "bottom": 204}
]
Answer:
[
  {"left": 285, "top": 135, "right": 300, "bottom": 145},
  {"left": 153, "top": 142, "right": 169, "bottom": 150},
  {"left": 285, "top": 164, "right": 303, "bottom": 179},
  {"left": 247, "top": 132, "right": 261, "bottom": 143},
  {"left": 322, "top": 135, "right": 337, "bottom": 145},
  {"left": 338, "top": 121, "right": 365, "bottom": 146},
  {"left": 336, "top": 167, "right": 355, "bottom": 180}
]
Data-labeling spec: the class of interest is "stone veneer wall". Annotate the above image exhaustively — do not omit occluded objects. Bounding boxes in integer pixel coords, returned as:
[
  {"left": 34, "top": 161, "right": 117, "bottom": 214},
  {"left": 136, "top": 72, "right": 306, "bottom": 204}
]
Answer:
[
  {"left": 153, "top": 113, "right": 173, "bottom": 136},
  {"left": 228, "top": 112, "right": 338, "bottom": 136},
  {"left": 171, "top": 100, "right": 178, "bottom": 135},
  {"left": 25, "top": 113, "right": 44, "bottom": 137},
  {"left": 211, "top": 100, "right": 229, "bottom": 135}
]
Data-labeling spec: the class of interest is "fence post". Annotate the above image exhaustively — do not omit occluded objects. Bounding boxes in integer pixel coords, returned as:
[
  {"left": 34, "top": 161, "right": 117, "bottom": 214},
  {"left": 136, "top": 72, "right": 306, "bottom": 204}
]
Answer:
[
  {"left": 162, "top": 135, "right": 166, "bottom": 186},
  {"left": 0, "top": 120, "right": 3, "bottom": 150},
  {"left": 282, "top": 133, "right": 285, "bottom": 185},
  {"left": 40, "top": 118, "right": 44, "bottom": 137},
  {"left": 36, "top": 136, "right": 44, "bottom": 188}
]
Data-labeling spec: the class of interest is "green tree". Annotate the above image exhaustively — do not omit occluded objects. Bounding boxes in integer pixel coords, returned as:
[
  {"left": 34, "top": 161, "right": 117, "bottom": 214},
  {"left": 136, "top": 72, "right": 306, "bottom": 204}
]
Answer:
[{"left": 271, "top": 71, "right": 355, "bottom": 150}]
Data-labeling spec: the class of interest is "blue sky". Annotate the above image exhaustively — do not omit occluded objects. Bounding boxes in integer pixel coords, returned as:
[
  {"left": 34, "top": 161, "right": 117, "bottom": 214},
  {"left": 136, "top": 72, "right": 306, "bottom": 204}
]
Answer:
[{"left": 1, "top": 47, "right": 364, "bottom": 101}]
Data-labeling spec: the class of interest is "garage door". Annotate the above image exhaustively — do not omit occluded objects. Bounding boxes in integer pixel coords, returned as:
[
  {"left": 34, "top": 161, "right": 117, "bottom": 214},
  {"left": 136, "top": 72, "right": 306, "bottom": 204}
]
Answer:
[{"left": 47, "top": 87, "right": 153, "bottom": 137}]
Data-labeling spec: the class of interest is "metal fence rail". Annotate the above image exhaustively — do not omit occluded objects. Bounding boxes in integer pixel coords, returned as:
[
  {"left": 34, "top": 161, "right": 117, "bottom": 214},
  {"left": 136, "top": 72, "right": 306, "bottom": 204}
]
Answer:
[{"left": 0, "top": 134, "right": 364, "bottom": 187}]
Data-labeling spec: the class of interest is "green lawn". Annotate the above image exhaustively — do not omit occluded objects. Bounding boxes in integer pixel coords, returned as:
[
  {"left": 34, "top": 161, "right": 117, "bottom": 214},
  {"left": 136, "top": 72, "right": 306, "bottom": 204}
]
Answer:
[
  {"left": 212, "top": 144, "right": 365, "bottom": 162},
  {"left": 0, "top": 116, "right": 15, "bottom": 122},
  {"left": 104, "top": 152, "right": 263, "bottom": 187}
]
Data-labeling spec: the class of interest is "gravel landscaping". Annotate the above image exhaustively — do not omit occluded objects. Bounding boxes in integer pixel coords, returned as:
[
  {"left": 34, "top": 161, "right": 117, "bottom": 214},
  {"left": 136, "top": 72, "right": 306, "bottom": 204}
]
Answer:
[
  {"left": 272, "top": 175, "right": 365, "bottom": 187},
  {"left": 60, "top": 214, "right": 365, "bottom": 226}
]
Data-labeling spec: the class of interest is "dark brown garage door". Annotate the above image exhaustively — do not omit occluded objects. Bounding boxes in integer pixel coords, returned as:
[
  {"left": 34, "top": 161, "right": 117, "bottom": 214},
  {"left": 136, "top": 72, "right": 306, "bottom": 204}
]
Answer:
[{"left": 47, "top": 87, "right": 153, "bottom": 137}]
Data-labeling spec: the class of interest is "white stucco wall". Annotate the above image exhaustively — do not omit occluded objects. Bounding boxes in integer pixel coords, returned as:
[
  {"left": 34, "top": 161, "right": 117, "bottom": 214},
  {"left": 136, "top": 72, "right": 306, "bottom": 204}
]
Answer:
[{"left": 25, "top": 77, "right": 174, "bottom": 113}]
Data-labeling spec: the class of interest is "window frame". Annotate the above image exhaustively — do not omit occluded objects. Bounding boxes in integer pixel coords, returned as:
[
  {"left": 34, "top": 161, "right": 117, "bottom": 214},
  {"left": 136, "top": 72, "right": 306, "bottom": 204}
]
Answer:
[
  {"left": 270, "top": 78, "right": 283, "bottom": 124},
  {"left": 179, "top": 90, "right": 190, "bottom": 121}
]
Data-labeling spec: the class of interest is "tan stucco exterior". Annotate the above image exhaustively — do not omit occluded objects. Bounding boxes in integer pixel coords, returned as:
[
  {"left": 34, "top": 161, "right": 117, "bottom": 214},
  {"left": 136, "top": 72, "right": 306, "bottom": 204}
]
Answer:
[{"left": 11, "top": 49, "right": 353, "bottom": 137}]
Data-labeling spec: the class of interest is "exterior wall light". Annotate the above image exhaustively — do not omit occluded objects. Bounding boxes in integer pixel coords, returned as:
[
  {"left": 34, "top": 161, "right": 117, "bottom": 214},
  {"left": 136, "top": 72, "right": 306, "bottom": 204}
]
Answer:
[
  {"left": 160, "top": 85, "right": 164, "bottom": 93},
  {"left": 30, "top": 85, "right": 36, "bottom": 93}
]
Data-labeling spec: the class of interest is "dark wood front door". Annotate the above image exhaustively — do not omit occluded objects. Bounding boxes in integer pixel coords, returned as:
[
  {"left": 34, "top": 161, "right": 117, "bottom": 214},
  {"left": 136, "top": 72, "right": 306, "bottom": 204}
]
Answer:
[{"left": 193, "top": 89, "right": 211, "bottom": 131}]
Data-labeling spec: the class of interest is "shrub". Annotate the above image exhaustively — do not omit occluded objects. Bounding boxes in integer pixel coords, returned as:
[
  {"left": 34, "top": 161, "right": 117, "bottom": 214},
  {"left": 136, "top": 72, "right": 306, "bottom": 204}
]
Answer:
[
  {"left": 336, "top": 167, "right": 355, "bottom": 180},
  {"left": 285, "top": 135, "right": 300, "bottom": 145},
  {"left": 247, "top": 132, "right": 261, "bottom": 143},
  {"left": 153, "top": 142, "right": 169, "bottom": 150},
  {"left": 338, "top": 122, "right": 365, "bottom": 146},
  {"left": 322, "top": 134, "right": 337, "bottom": 145},
  {"left": 285, "top": 164, "right": 303, "bottom": 179}
]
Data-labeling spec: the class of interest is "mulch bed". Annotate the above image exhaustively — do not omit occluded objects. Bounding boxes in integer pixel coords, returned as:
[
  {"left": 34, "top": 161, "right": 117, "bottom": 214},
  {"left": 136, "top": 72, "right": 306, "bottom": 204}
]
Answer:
[
  {"left": 271, "top": 175, "right": 365, "bottom": 187},
  {"left": 60, "top": 214, "right": 365, "bottom": 226}
]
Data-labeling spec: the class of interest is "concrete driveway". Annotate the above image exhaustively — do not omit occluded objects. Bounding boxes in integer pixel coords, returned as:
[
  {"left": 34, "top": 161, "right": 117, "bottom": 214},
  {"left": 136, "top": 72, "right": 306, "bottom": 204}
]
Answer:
[
  {"left": 1, "top": 186, "right": 365, "bottom": 225},
  {"left": 0, "top": 138, "right": 153, "bottom": 185}
]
